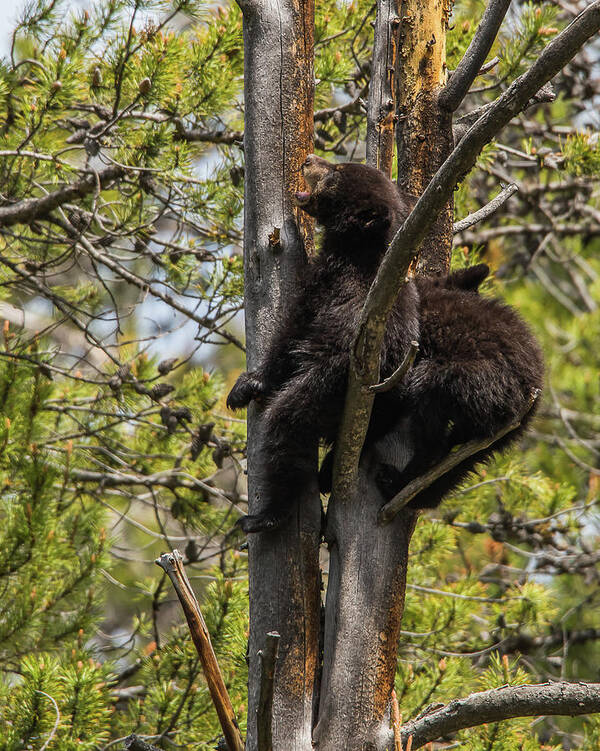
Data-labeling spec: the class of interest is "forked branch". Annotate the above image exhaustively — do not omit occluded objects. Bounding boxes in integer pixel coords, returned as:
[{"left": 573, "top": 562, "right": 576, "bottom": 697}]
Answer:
[{"left": 334, "top": 2, "right": 600, "bottom": 492}]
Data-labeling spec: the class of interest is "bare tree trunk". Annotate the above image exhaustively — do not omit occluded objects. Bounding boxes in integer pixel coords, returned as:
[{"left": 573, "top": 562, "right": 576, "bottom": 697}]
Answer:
[
  {"left": 237, "top": 0, "right": 319, "bottom": 748},
  {"left": 314, "top": 473, "right": 417, "bottom": 751},
  {"left": 237, "top": 0, "right": 600, "bottom": 747}
]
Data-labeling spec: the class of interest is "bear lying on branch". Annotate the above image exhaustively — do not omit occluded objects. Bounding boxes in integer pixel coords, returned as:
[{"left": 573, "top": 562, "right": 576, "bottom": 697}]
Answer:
[{"left": 228, "top": 155, "right": 544, "bottom": 533}]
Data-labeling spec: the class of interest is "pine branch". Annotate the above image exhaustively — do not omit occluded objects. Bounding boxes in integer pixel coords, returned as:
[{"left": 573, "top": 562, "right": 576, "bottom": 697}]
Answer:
[
  {"left": 0, "top": 166, "right": 124, "bottom": 228},
  {"left": 173, "top": 120, "right": 244, "bottom": 144},
  {"left": 392, "top": 682, "right": 600, "bottom": 750}
]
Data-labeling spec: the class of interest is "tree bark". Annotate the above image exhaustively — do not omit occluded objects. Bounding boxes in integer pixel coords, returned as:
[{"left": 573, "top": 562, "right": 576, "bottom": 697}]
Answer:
[
  {"left": 238, "top": 1, "right": 600, "bottom": 749},
  {"left": 366, "top": 0, "right": 402, "bottom": 175},
  {"left": 394, "top": 681, "right": 600, "bottom": 749},
  {"left": 314, "top": 471, "right": 417, "bottom": 751},
  {"left": 237, "top": 1, "right": 319, "bottom": 749},
  {"left": 396, "top": 0, "right": 453, "bottom": 274}
]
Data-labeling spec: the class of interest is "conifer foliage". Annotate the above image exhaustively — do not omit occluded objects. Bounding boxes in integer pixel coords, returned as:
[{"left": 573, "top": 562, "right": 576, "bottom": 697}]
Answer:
[{"left": 0, "top": 0, "right": 599, "bottom": 749}]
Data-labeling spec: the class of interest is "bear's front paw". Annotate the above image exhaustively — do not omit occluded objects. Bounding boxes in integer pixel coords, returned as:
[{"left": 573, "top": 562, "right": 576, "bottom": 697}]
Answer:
[
  {"left": 226, "top": 371, "right": 266, "bottom": 410},
  {"left": 236, "top": 513, "right": 282, "bottom": 534}
]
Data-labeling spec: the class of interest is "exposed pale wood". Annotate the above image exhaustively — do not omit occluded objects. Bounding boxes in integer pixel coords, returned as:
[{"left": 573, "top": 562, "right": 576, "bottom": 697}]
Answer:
[
  {"left": 155, "top": 551, "right": 244, "bottom": 751},
  {"left": 391, "top": 689, "right": 403, "bottom": 751},
  {"left": 396, "top": 0, "right": 453, "bottom": 274}
]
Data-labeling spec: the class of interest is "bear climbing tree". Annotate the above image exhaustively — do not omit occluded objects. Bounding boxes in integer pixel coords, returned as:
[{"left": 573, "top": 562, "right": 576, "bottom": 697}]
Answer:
[{"left": 235, "top": 1, "right": 600, "bottom": 749}]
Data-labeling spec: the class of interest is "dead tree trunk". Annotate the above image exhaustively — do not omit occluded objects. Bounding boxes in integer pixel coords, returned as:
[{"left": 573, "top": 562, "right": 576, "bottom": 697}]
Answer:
[
  {"left": 236, "top": 0, "right": 319, "bottom": 748},
  {"left": 366, "top": 0, "right": 401, "bottom": 176}
]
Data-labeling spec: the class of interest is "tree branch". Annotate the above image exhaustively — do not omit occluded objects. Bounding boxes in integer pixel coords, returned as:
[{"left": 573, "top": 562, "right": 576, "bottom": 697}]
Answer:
[
  {"left": 155, "top": 551, "right": 244, "bottom": 751},
  {"left": 333, "top": 1, "right": 600, "bottom": 494},
  {"left": 453, "top": 183, "right": 518, "bottom": 234},
  {"left": 439, "top": 0, "right": 513, "bottom": 112},
  {"left": 453, "top": 82, "right": 556, "bottom": 142},
  {"left": 457, "top": 221, "right": 597, "bottom": 244},
  {"left": 314, "top": 86, "right": 368, "bottom": 123},
  {"left": 369, "top": 340, "right": 418, "bottom": 393},
  {"left": 394, "top": 682, "right": 600, "bottom": 750},
  {"left": 378, "top": 419, "right": 519, "bottom": 524},
  {"left": 378, "top": 390, "right": 539, "bottom": 524},
  {"left": 172, "top": 119, "right": 244, "bottom": 144},
  {"left": 124, "top": 735, "right": 163, "bottom": 751},
  {"left": 0, "top": 166, "right": 124, "bottom": 228}
]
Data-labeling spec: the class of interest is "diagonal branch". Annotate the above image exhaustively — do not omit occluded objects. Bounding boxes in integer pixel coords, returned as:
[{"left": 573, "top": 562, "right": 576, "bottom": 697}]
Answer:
[
  {"left": 332, "top": 1, "right": 600, "bottom": 497},
  {"left": 377, "top": 403, "right": 531, "bottom": 524},
  {"left": 155, "top": 550, "right": 244, "bottom": 751},
  {"left": 394, "top": 681, "right": 600, "bottom": 750},
  {"left": 439, "top": 0, "right": 513, "bottom": 112},
  {"left": 0, "top": 166, "right": 124, "bottom": 228}
]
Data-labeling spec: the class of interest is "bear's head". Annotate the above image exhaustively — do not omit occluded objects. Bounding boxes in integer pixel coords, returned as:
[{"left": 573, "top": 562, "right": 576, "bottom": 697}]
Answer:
[{"left": 296, "top": 155, "right": 415, "bottom": 257}]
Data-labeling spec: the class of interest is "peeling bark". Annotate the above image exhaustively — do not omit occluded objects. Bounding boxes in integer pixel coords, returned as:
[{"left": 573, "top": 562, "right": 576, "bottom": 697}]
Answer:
[
  {"left": 366, "top": 0, "right": 402, "bottom": 174},
  {"left": 396, "top": 0, "right": 453, "bottom": 274}
]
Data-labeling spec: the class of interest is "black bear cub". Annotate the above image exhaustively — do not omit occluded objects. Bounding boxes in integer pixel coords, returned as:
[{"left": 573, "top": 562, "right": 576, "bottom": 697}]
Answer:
[{"left": 228, "top": 155, "right": 544, "bottom": 533}]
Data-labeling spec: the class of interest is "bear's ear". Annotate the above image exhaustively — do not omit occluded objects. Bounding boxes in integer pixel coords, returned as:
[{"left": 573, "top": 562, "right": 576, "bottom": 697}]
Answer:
[{"left": 445, "top": 264, "right": 490, "bottom": 293}]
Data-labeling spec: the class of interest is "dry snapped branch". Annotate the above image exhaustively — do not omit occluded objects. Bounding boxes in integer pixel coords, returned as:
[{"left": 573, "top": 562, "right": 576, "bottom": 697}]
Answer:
[{"left": 156, "top": 551, "right": 244, "bottom": 751}]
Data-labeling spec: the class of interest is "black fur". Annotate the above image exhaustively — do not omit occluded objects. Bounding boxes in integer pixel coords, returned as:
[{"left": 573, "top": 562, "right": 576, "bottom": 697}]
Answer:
[
  {"left": 228, "top": 156, "right": 543, "bottom": 532},
  {"left": 363, "top": 269, "right": 543, "bottom": 508}
]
